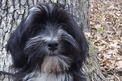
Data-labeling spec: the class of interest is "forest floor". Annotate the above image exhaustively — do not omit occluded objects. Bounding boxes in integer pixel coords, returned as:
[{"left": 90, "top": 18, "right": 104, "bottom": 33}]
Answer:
[{"left": 87, "top": 0, "right": 122, "bottom": 80}]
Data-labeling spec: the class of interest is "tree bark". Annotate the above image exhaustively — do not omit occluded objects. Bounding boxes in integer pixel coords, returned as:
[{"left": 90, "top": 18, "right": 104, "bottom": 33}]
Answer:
[{"left": 0, "top": 0, "right": 106, "bottom": 81}]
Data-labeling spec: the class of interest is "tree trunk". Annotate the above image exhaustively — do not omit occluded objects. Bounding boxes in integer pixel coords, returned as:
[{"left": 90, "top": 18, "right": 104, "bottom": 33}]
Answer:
[{"left": 0, "top": 0, "right": 106, "bottom": 81}]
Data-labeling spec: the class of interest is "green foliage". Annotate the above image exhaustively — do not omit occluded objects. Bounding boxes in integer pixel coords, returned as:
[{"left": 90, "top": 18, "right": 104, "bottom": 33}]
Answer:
[
  {"left": 87, "top": 64, "right": 91, "bottom": 67},
  {"left": 89, "top": 46, "right": 92, "bottom": 51},
  {"left": 104, "top": 13, "right": 107, "bottom": 15},
  {"left": 93, "top": 46, "right": 96, "bottom": 49},
  {"left": 95, "top": 14, "right": 99, "bottom": 17},
  {"left": 86, "top": 37, "right": 90, "bottom": 40},
  {"left": 93, "top": 66, "right": 97, "bottom": 69},
  {"left": 98, "top": 28, "right": 103, "bottom": 32},
  {"left": 94, "top": 30, "right": 97, "bottom": 32},
  {"left": 99, "top": 17, "right": 102, "bottom": 19}
]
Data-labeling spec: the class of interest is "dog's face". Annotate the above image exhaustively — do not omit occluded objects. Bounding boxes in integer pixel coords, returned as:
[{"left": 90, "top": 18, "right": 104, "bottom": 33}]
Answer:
[{"left": 6, "top": 4, "right": 88, "bottom": 74}]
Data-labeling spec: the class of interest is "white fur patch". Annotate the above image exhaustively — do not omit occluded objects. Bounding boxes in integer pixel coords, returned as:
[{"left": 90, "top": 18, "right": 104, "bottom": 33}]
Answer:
[
  {"left": 23, "top": 55, "right": 73, "bottom": 81},
  {"left": 23, "top": 71, "right": 73, "bottom": 81},
  {"left": 41, "top": 55, "right": 71, "bottom": 73},
  {"left": 42, "top": 36, "right": 58, "bottom": 42}
]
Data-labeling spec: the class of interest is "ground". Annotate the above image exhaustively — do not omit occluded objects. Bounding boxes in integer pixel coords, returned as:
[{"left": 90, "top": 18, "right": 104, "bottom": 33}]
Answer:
[{"left": 86, "top": 0, "right": 122, "bottom": 80}]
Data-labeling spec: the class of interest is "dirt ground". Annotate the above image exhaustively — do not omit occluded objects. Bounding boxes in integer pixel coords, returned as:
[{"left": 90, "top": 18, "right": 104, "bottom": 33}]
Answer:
[{"left": 87, "top": 0, "right": 122, "bottom": 80}]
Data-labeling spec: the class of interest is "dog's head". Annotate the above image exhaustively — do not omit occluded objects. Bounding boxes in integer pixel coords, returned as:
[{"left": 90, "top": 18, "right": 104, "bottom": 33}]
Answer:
[{"left": 6, "top": 4, "right": 88, "bottom": 72}]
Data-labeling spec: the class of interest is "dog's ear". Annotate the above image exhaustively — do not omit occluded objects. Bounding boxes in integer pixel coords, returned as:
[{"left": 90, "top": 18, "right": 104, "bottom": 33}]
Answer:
[
  {"left": 6, "top": 20, "right": 28, "bottom": 69},
  {"left": 78, "top": 25, "right": 89, "bottom": 65},
  {"left": 6, "top": 4, "right": 50, "bottom": 68},
  {"left": 6, "top": 4, "right": 42, "bottom": 69},
  {"left": 79, "top": 24, "right": 89, "bottom": 61},
  {"left": 70, "top": 18, "right": 89, "bottom": 65}
]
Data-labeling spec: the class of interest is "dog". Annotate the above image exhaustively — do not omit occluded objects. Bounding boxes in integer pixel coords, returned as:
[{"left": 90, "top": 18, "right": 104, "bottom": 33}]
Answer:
[{"left": 6, "top": 4, "right": 89, "bottom": 81}]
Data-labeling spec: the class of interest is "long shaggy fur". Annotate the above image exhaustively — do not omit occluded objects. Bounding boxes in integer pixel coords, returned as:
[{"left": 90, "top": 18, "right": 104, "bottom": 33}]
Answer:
[{"left": 6, "top": 4, "right": 88, "bottom": 81}]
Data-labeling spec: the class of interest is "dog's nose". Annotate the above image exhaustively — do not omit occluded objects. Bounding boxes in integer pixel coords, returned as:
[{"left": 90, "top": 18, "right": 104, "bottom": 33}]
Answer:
[{"left": 47, "top": 41, "right": 59, "bottom": 51}]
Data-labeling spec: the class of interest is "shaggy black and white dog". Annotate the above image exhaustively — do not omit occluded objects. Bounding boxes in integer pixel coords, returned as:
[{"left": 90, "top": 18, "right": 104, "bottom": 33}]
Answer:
[{"left": 6, "top": 4, "right": 88, "bottom": 81}]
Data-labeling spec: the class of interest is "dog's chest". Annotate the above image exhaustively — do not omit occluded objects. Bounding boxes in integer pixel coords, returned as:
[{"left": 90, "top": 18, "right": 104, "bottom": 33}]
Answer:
[
  {"left": 41, "top": 55, "right": 71, "bottom": 73},
  {"left": 23, "top": 72, "right": 73, "bottom": 81},
  {"left": 23, "top": 55, "right": 73, "bottom": 81}
]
